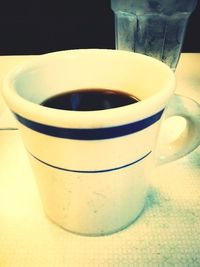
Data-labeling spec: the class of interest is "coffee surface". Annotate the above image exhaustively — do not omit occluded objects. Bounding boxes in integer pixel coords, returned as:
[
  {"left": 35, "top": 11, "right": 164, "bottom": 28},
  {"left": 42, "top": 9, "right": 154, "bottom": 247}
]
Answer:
[{"left": 40, "top": 89, "right": 140, "bottom": 111}]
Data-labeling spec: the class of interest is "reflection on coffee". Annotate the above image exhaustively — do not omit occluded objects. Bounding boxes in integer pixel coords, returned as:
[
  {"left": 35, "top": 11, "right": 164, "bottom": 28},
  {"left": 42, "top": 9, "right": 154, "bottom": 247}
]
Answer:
[{"left": 40, "top": 89, "right": 140, "bottom": 111}]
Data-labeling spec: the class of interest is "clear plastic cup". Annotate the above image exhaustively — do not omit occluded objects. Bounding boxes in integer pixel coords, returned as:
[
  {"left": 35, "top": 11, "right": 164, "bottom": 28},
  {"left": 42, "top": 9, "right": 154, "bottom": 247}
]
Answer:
[{"left": 111, "top": 0, "right": 198, "bottom": 70}]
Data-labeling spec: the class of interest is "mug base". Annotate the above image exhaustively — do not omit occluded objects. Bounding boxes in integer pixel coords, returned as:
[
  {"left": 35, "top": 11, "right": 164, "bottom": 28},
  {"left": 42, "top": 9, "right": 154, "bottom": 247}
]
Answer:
[{"left": 43, "top": 202, "right": 146, "bottom": 237}]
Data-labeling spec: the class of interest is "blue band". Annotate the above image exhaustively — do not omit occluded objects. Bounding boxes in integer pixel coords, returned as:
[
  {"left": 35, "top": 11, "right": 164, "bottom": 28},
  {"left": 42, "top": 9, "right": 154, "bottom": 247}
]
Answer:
[
  {"left": 14, "top": 109, "right": 164, "bottom": 140},
  {"left": 30, "top": 150, "right": 152, "bottom": 173}
]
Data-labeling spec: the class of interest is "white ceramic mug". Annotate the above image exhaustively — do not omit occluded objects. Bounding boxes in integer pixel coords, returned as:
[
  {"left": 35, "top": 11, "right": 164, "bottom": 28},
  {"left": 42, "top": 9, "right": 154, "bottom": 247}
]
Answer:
[{"left": 2, "top": 49, "right": 200, "bottom": 236}]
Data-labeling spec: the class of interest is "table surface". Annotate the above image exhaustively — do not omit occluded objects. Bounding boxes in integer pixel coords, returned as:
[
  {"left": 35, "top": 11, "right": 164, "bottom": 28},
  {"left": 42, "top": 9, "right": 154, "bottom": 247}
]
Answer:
[{"left": 0, "top": 54, "right": 200, "bottom": 267}]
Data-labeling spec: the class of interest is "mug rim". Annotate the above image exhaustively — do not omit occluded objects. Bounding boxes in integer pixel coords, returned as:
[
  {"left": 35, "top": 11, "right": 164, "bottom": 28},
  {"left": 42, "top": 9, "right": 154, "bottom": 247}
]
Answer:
[{"left": 2, "top": 49, "right": 175, "bottom": 129}]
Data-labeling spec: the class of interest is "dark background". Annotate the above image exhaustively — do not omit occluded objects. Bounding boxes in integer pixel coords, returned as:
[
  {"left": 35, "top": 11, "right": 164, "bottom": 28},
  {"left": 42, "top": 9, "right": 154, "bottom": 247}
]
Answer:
[{"left": 0, "top": 0, "right": 200, "bottom": 55}]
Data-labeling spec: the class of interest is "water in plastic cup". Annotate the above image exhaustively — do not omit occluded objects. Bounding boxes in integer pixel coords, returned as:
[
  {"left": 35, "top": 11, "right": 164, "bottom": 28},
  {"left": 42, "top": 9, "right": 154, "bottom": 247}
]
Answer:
[{"left": 111, "top": 0, "right": 198, "bottom": 70}]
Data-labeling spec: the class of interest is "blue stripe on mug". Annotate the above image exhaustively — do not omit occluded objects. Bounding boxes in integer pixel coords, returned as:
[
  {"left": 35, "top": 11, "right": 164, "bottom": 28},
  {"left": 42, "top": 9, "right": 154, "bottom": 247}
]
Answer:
[
  {"left": 14, "top": 109, "right": 164, "bottom": 140},
  {"left": 29, "top": 150, "right": 152, "bottom": 173}
]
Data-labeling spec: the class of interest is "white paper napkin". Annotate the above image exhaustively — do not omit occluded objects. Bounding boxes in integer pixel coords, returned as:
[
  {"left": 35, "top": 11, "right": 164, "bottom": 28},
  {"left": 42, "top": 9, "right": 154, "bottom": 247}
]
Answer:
[{"left": 0, "top": 131, "right": 200, "bottom": 267}]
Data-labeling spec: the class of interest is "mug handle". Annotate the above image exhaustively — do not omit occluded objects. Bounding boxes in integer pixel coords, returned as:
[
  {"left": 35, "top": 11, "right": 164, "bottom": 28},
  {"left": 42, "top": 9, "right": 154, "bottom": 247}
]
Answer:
[{"left": 156, "top": 94, "right": 200, "bottom": 164}]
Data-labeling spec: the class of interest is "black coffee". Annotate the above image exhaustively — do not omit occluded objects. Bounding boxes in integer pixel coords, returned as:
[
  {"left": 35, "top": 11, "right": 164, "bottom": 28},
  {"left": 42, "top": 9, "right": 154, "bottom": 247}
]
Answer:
[{"left": 40, "top": 89, "right": 140, "bottom": 111}]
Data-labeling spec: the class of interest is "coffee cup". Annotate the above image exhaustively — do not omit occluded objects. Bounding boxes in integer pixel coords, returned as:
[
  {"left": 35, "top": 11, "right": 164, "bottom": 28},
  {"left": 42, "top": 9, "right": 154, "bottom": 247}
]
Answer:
[{"left": 2, "top": 49, "right": 200, "bottom": 236}]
